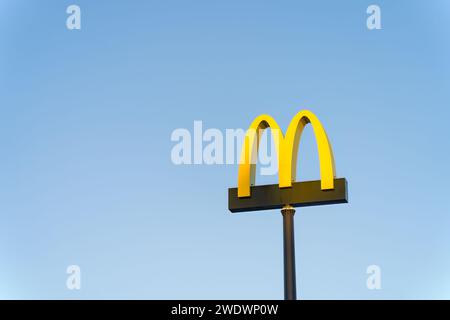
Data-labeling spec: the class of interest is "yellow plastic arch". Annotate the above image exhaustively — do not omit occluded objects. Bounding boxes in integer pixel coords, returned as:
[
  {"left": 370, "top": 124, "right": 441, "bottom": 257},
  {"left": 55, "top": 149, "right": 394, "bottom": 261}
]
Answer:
[{"left": 237, "top": 110, "right": 336, "bottom": 198}]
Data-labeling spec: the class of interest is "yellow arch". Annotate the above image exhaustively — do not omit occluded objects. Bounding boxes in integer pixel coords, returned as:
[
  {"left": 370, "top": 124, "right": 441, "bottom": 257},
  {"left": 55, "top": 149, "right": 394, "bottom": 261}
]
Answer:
[
  {"left": 237, "top": 115, "right": 283, "bottom": 198},
  {"left": 237, "top": 110, "right": 336, "bottom": 198}
]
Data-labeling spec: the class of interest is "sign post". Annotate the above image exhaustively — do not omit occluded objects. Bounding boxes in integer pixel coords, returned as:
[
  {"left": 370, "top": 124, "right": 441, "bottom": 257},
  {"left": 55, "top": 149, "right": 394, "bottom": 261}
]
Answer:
[
  {"left": 281, "top": 205, "right": 296, "bottom": 300},
  {"left": 228, "top": 110, "right": 348, "bottom": 300}
]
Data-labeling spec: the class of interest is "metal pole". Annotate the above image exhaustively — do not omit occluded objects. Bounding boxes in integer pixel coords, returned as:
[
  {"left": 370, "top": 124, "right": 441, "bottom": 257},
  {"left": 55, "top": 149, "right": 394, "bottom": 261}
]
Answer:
[{"left": 281, "top": 205, "right": 296, "bottom": 300}]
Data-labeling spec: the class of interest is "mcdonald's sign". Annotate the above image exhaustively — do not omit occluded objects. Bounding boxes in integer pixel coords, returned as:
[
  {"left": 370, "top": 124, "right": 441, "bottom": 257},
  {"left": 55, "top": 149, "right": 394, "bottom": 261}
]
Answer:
[
  {"left": 228, "top": 110, "right": 348, "bottom": 213},
  {"left": 227, "top": 110, "right": 348, "bottom": 299}
]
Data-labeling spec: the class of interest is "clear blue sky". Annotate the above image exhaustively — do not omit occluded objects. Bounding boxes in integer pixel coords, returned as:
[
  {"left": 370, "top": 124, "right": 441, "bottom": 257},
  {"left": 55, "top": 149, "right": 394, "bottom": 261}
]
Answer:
[{"left": 1, "top": 0, "right": 449, "bottom": 299}]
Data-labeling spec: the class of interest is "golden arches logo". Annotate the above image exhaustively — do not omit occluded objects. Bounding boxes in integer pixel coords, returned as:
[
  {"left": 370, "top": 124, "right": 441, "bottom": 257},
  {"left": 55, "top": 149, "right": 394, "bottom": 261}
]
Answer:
[{"left": 237, "top": 110, "right": 336, "bottom": 198}]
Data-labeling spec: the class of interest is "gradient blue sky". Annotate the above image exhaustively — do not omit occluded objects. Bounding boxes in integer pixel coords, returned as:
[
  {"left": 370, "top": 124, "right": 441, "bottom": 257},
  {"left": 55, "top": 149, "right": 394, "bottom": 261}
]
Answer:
[{"left": 1, "top": 0, "right": 450, "bottom": 299}]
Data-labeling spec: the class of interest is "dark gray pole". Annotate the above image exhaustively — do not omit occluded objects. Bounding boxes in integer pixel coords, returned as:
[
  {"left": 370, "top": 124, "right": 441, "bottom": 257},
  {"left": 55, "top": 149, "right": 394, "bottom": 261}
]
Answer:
[{"left": 281, "top": 205, "right": 296, "bottom": 300}]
